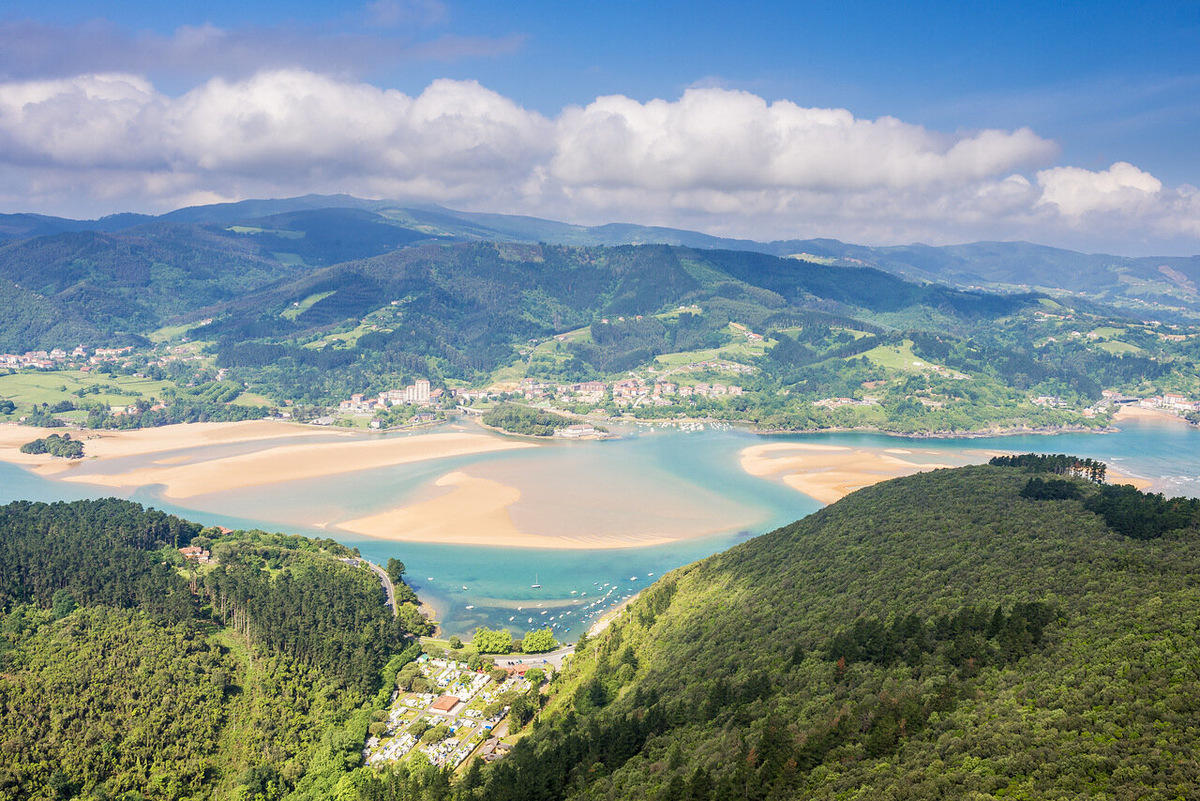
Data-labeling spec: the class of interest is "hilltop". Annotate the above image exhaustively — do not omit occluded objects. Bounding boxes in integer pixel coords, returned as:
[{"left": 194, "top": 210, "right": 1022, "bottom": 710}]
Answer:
[
  {"left": 2, "top": 195, "right": 1197, "bottom": 316},
  {"left": 475, "top": 463, "right": 1200, "bottom": 800}
]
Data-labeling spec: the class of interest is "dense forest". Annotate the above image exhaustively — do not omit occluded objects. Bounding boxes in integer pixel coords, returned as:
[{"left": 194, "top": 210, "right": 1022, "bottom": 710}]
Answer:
[
  {"left": 0, "top": 499, "right": 432, "bottom": 800},
  {"left": 4, "top": 464, "right": 1200, "bottom": 799},
  {"left": 481, "top": 404, "right": 575, "bottom": 436},
  {"left": 467, "top": 463, "right": 1200, "bottom": 800}
]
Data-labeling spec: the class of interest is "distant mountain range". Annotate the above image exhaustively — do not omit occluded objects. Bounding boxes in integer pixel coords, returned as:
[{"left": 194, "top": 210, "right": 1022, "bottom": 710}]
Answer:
[
  {"left": 0, "top": 194, "right": 1196, "bottom": 354},
  {"left": 2, "top": 193, "right": 1196, "bottom": 302}
]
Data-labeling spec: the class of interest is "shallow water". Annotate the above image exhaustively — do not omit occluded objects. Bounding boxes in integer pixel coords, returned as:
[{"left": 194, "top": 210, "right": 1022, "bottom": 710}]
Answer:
[{"left": 2, "top": 417, "right": 1197, "bottom": 639}]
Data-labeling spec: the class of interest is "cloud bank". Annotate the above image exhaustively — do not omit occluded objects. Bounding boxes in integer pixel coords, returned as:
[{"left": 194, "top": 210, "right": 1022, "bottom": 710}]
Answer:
[{"left": 0, "top": 69, "right": 1196, "bottom": 253}]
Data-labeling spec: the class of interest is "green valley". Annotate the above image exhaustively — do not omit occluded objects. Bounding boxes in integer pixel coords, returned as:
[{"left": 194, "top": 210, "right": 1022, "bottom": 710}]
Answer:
[{"left": 2, "top": 204, "right": 1198, "bottom": 436}]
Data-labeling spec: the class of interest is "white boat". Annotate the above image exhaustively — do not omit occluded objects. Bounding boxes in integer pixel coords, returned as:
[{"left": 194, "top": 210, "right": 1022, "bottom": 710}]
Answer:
[
  {"left": 465, "top": 605, "right": 475, "bottom": 610},
  {"left": 531, "top": 573, "right": 541, "bottom": 589}
]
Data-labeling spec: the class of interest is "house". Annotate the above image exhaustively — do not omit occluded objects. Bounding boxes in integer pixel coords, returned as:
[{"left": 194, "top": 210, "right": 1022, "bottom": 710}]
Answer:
[
  {"left": 558, "top": 424, "right": 596, "bottom": 439},
  {"left": 1162, "top": 393, "right": 1192, "bottom": 410},
  {"left": 179, "top": 545, "right": 212, "bottom": 564}
]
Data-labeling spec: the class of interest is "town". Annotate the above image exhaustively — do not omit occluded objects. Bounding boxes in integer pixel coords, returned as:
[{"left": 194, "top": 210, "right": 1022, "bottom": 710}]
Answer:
[{"left": 364, "top": 655, "right": 540, "bottom": 770}]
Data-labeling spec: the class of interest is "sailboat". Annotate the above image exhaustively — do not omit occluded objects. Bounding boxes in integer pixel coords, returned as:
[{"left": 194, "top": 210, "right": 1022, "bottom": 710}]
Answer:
[{"left": 531, "top": 573, "right": 541, "bottom": 589}]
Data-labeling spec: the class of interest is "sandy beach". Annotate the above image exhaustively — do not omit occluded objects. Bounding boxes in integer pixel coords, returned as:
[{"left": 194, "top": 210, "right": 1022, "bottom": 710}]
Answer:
[
  {"left": 740, "top": 441, "right": 974, "bottom": 504},
  {"left": 1113, "top": 403, "right": 1195, "bottom": 426},
  {"left": 0, "top": 421, "right": 537, "bottom": 498}
]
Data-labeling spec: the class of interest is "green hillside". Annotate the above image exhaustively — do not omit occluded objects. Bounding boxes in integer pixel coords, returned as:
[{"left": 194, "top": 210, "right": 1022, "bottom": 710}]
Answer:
[
  {"left": 1, "top": 201, "right": 1196, "bottom": 436},
  {"left": 475, "top": 464, "right": 1200, "bottom": 800},
  {"left": 0, "top": 499, "right": 431, "bottom": 800},
  {"left": 3, "top": 467, "right": 1200, "bottom": 799},
  {"left": 0, "top": 224, "right": 306, "bottom": 350}
]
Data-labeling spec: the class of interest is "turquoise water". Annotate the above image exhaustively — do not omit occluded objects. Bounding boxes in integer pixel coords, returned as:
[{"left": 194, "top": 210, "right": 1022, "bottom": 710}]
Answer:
[{"left": 2, "top": 418, "right": 1197, "bottom": 639}]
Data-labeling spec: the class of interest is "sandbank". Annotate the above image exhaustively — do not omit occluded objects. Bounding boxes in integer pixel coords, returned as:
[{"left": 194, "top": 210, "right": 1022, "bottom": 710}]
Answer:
[
  {"left": 337, "top": 469, "right": 680, "bottom": 550},
  {"left": 0, "top": 419, "right": 329, "bottom": 475},
  {"left": 0, "top": 423, "right": 536, "bottom": 498},
  {"left": 743, "top": 440, "right": 1155, "bottom": 502},
  {"left": 741, "top": 442, "right": 973, "bottom": 504}
]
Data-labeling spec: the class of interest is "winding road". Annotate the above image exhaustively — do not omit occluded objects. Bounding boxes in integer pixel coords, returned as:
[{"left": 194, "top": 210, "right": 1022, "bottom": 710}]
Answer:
[{"left": 345, "top": 557, "right": 397, "bottom": 617}]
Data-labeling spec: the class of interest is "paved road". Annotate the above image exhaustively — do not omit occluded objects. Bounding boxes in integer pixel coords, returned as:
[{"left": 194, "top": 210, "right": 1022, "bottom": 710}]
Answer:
[
  {"left": 494, "top": 645, "right": 575, "bottom": 670},
  {"left": 346, "top": 558, "right": 397, "bottom": 617}
]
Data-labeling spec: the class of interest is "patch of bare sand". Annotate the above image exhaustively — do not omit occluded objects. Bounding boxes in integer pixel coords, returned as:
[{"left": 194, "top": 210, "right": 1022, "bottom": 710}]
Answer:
[
  {"left": 0, "top": 420, "right": 329, "bottom": 476},
  {"left": 337, "top": 470, "right": 679, "bottom": 550},
  {"left": 741, "top": 441, "right": 968, "bottom": 504},
  {"left": 51, "top": 429, "right": 536, "bottom": 498},
  {"left": 1114, "top": 404, "right": 1193, "bottom": 426}
]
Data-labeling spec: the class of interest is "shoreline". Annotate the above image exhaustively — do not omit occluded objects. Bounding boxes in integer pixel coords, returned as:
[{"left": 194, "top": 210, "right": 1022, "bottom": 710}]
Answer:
[
  {"left": 1111, "top": 403, "right": 1197, "bottom": 428},
  {"left": 740, "top": 438, "right": 1154, "bottom": 506},
  {"left": 587, "top": 590, "right": 643, "bottom": 638},
  {"left": 749, "top": 421, "right": 1114, "bottom": 439}
]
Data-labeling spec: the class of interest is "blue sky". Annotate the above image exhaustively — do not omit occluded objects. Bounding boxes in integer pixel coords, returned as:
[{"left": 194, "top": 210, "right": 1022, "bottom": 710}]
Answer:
[{"left": 0, "top": 0, "right": 1197, "bottom": 254}]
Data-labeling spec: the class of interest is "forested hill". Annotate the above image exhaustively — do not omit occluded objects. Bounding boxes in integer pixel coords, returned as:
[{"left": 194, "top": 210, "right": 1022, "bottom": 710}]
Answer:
[
  {"left": 476, "top": 464, "right": 1200, "bottom": 800},
  {"left": 210, "top": 242, "right": 1034, "bottom": 380},
  {"left": 0, "top": 499, "right": 431, "bottom": 799},
  {"left": 2, "top": 197, "right": 1196, "bottom": 327}
]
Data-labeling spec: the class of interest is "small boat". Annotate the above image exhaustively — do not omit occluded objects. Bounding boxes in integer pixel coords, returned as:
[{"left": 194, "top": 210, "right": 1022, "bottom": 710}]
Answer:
[
  {"left": 462, "top": 585, "right": 468, "bottom": 590},
  {"left": 630, "top": 576, "right": 638, "bottom": 581},
  {"left": 531, "top": 573, "right": 541, "bottom": 589},
  {"left": 527, "top": 617, "right": 533, "bottom": 623},
  {"left": 465, "top": 605, "right": 475, "bottom": 610},
  {"left": 508, "top": 616, "right": 514, "bottom": 621}
]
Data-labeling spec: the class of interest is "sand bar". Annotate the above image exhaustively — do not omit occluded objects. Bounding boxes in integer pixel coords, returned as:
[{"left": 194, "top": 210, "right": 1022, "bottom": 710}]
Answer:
[
  {"left": 742, "top": 439, "right": 1155, "bottom": 503},
  {"left": 0, "top": 420, "right": 330, "bottom": 475},
  {"left": 741, "top": 442, "right": 971, "bottom": 504},
  {"left": 337, "top": 468, "right": 680, "bottom": 550},
  {"left": 0, "top": 421, "right": 536, "bottom": 498}
]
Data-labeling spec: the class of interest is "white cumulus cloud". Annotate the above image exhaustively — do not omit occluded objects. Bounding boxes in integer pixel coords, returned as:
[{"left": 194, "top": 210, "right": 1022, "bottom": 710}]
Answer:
[
  {"left": 0, "top": 70, "right": 1197, "bottom": 253},
  {"left": 552, "top": 88, "right": 1057, "bottom": 193}
]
